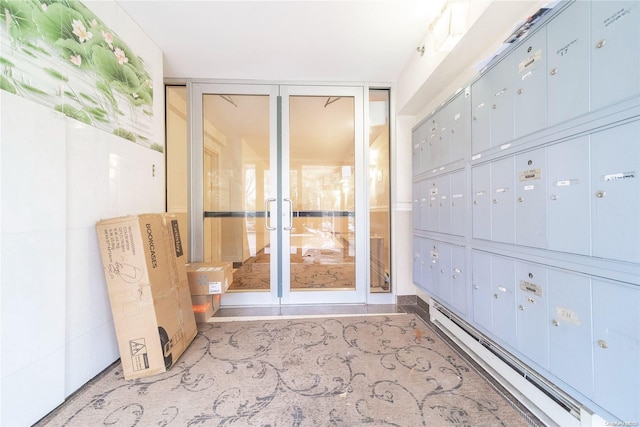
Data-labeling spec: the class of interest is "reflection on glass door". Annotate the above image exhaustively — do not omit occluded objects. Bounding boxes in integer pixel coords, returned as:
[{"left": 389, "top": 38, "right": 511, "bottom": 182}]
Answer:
[
  {"left": 201, "top": 92, "right": 272, "bottom": 293},
  {"left": 287, "top": 95, "right": 356, "bottom": 292},
  {"left": 280, "top": 86, "right": 364, "bottom": 305},
  {"left": 368, "top": 89, "right": 391, "bottom": 293}
]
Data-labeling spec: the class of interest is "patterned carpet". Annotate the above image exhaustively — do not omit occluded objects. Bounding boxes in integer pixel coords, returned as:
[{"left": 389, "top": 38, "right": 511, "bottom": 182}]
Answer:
[{"left": 37, "top": 314, "right": 539, "bottom": 426}]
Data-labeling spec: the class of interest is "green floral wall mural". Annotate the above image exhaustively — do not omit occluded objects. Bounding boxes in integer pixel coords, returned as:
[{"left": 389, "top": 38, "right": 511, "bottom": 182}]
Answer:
[{"left": 0, "top": 0, "right": 162, "bottom": 152}]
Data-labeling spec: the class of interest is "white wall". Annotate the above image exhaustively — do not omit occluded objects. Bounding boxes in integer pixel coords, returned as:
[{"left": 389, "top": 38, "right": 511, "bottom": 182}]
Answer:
[
  {"left": 0, "top": 1, "right": 164, "bottom": 425},
  {"left": 1, "top": 95, "right": 68, "bottom": 427},
  {"left": 393, "top": 115, "right": 415, "bottom": 296}
]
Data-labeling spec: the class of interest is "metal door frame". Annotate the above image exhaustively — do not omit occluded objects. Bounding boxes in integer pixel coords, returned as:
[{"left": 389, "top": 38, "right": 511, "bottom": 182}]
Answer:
[{"left": 189, "top": 82, "right": 367, "bottom": 306}]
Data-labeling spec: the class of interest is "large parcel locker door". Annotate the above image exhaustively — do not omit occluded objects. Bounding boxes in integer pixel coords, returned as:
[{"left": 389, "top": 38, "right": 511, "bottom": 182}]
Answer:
[
  {"left": 472, "top": 250, "right": 493, "bottom": 332},
  {"left": 491, "top": 255, "right": 517, "bottom": 348},
  {"left": 547, "top": 135, "right": 591, "bottom": 256},
  {"left": 547, "top": 0, "right": 590, "bottom": 127},
  {"left": 516, "top": 261, "right": 549, "bottom": 370},
  {"left": 547, "top": 269, "right": 593, "bottom": 400},
  {"left": 591, "top": 1, "right": 640, "bottom": 111},
  {"left": 592, "top": 279, "right": 640, "bottom": 422},
  {"left": 515, "top": 148, "right": 547, "bottom": 248},
  {"left": 472, "top": 163, "right": 491, "bottom": 240},
  {"left": 491, "top": 156, "right": 516, "bottom": 244},
  {"left": 513, "top": 29, "right": 547, "bottom": 138},
  {"left": 590, "top": 120, "right": 640, "bottom": 264}
]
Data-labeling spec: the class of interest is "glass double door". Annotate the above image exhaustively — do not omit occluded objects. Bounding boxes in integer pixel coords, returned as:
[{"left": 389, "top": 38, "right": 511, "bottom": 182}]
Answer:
[{"left": 191, "top": 84, "right": 365, "bottom": 305}]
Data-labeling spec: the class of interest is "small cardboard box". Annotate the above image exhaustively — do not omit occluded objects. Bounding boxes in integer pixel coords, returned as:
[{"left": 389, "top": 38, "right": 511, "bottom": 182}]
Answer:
[
  {"left": 96, "top": 213, "right": 197, "bottom": 380},
  {"left": 191, "top": 294, "right": 221, "bottom": 323},
  {"left": 186, "top": 262, "right": 233, "bottom": 295}
]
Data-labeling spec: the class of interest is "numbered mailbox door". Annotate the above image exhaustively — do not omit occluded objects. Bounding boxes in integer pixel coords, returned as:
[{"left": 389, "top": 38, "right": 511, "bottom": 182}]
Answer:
[
  {"left": 591, "top": 0, "right": 640, "bottom": 111},
  {"left": 547, "top": 0, "right": 590, "bottom": 126},
  {"left": 548, "top": 269, "right": 593, "bottom": 399},
  {"left": 516, "top": 261, "right": 549, "bottom": 370},
  {"left": 515, "top": 148, "right": 547, "bottom": 248},
  {"left": 514, "top": 29, "right": 547, "bottom": 138},
  {"left": 472, "top": 250, "right": 493, "bottom": 332},
  {"left": 491, "top": 255, "right": 517, "bottom": 348},
  {"left": 489, "top": 55, "right": 515, "bottom": 148},
  {"left": 591, "top": 120, "right": 640, "bottom": 264},
  {"left": 546, "top": 135, "right": 591, "bottom": 256},
  {"left": 491, "top": 156, "right": 516, "bottom": 244},
  {"left": 592, "top": 279, "right": 640, "bottom": 422}
]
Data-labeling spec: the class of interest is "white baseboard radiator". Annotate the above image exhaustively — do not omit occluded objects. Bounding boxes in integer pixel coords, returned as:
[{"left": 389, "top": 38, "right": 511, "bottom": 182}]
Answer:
[{"left": 428, "top": 300, "right": 608, "bottom": 427}]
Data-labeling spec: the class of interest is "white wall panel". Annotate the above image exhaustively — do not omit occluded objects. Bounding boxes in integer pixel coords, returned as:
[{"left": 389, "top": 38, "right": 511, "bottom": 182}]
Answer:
[
  {"left": 66, "top": 125, "right": 111, "bottom": 228},
  {"left": 2, "top": 345, "right": 65, "bottom": 427},
  {"left": 1, "top": 93, "right": 67, "bottom": 427},
  {"left": 64, "top": 227, "right": 119, "bottom": 395},
  {"left": 395, "top": 210, "right": 415, "bottom": 296},
  {"left": 1, "top": 95, "right": 66, "bottom": 233},
  {"left": 65, "top": 121, "right": 164, "bottom": 223},
  {"left": 112, "top": 136, "right": 165, "bottom": 215},
  {"left": 1, "top": 232, "right": 66, "bottom": 377}
]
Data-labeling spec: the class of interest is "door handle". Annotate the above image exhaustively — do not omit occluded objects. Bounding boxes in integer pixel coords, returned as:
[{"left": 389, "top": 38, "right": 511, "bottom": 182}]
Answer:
[
  {"left": 265, "top": 198, "right": 276, "bottom": 230},
  {"left": 284, "top": 198, "right": 293, "bottom": 230}
]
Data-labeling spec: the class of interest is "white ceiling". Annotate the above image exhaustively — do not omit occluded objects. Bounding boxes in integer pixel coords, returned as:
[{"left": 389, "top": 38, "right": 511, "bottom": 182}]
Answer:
[
  {"left": 130, "top": 1, "right": 550, "bottom": 162},
  {"left": 115, "top": 0, "right": 447, "bottom": 83}
]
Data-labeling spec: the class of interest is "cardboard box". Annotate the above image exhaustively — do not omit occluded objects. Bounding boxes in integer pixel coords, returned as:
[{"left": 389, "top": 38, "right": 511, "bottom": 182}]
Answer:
[
  {"left": 186, "top": 262, "right": 233, "bottom": 295},
  {"left": 191, "top": 294, "right": 220, "bottom": 323},
  {"left": 96, "top": 213, "right": 197, "bottom": 380}
]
